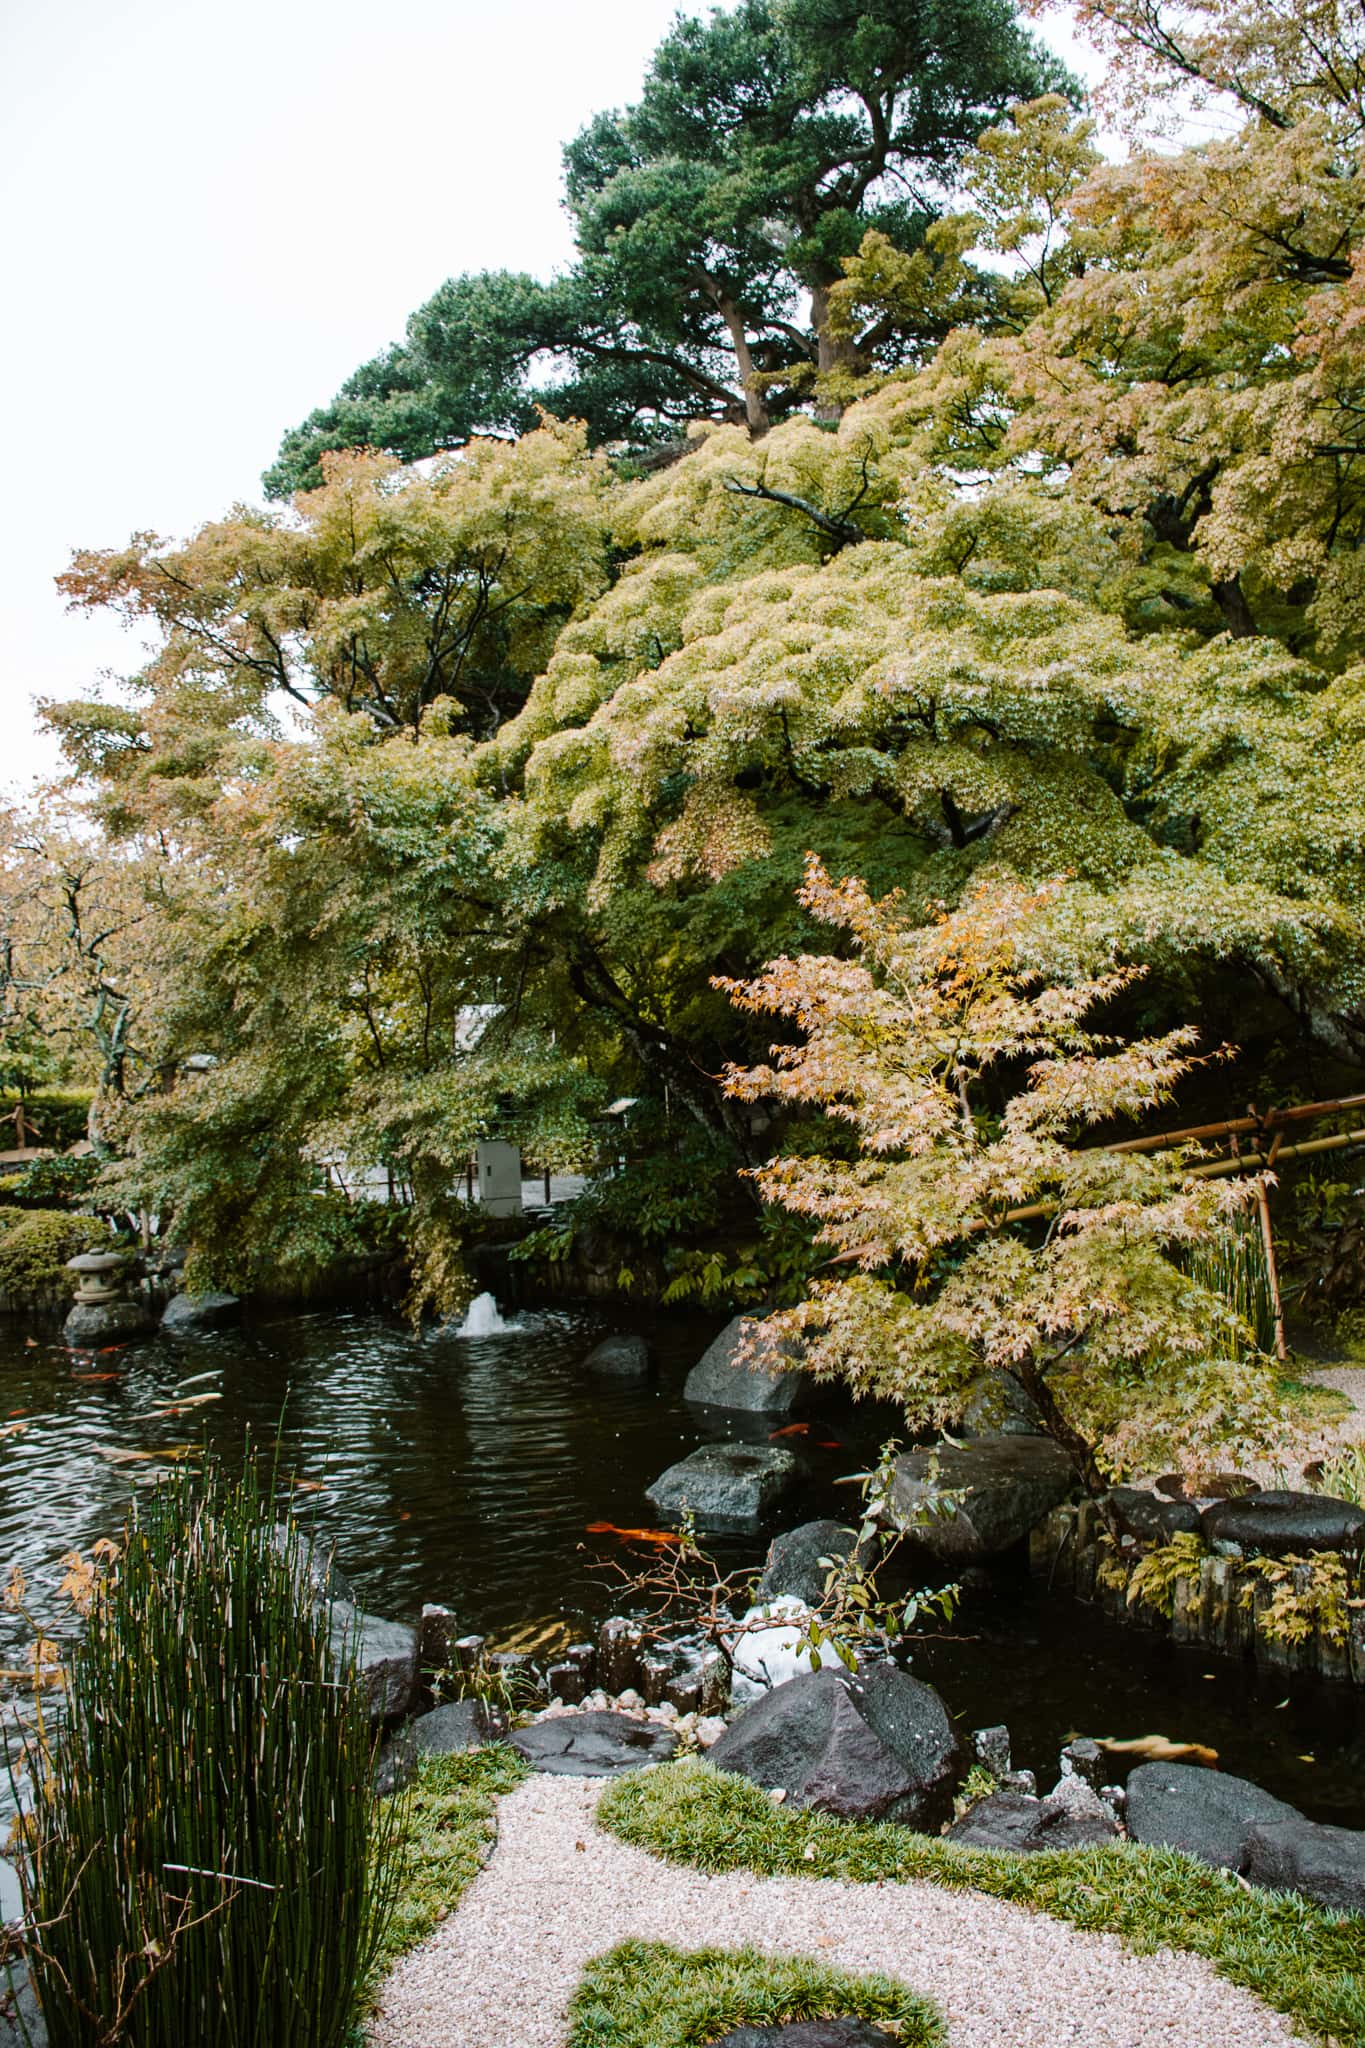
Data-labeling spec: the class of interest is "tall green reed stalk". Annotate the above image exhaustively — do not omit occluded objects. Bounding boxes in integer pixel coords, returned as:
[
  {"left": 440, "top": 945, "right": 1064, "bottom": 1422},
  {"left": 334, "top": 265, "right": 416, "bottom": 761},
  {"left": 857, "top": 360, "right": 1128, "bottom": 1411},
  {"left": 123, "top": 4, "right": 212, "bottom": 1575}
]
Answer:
[
  {"left": 15, "top": 1458, "right": 400, "bottom": 2047},
  {"left": 1185, "top": 1208, "right": 1277, "bottom": 1357}
]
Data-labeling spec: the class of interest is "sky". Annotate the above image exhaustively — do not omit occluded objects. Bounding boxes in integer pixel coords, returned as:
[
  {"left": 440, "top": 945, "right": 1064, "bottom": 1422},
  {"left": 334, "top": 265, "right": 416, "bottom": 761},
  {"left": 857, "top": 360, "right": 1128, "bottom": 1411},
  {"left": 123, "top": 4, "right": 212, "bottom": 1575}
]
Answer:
[{"left": 1, "top": 0, "right": 1105, "bottom": 799}]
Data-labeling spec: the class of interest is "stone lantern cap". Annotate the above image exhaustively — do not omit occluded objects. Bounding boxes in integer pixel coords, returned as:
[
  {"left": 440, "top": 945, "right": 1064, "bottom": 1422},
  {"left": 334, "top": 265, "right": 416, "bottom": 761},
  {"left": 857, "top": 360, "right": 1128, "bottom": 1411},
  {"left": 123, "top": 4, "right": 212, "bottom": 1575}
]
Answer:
[{"left": 66, "top": 1250, "right": 126, "bottom": 1276}]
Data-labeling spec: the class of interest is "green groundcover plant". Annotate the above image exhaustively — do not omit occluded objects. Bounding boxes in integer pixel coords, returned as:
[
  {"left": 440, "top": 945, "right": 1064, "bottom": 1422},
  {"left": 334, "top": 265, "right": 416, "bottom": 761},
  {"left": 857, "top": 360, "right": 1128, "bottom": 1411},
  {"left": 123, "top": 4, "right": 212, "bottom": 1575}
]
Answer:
[
  {"left": 565, "top": 1938, "right": 943, "bottom": 2048},
  {"left": 599, "top": 1761, "right": 1365, "bottom": 2046}
]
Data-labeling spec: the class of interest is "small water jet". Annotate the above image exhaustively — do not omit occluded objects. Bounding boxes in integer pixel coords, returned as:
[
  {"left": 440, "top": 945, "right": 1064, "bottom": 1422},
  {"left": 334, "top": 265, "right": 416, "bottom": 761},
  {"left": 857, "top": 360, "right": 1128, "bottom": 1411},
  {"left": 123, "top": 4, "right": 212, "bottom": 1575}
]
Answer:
[{"left": 455, "top": 1291, "right": 520, "bottom": 1337}]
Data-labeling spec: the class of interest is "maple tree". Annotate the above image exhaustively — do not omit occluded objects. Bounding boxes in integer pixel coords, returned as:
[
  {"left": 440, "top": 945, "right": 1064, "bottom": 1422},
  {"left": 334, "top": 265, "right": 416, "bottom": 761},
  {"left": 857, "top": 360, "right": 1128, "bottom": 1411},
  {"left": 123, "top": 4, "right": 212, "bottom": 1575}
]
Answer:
[{"left": 718, "top": 856, "right": 1285, "bottom": 1488}]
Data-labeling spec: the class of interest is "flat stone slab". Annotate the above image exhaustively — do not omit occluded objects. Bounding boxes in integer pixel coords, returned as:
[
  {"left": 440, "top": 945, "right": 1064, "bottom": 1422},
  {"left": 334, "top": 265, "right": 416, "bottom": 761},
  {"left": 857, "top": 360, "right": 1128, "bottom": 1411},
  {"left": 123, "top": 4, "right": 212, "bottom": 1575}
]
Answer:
[
  {"left": 889, "top": 1434, "right": 1072, "bottom": 1561},
  {"left": 1109, "top": 1487, "right": 1202, "bottom": 1542},
  {"left": 583, "top": 1333, "right": 652, "bottom": 1380},
  {"left": 1201, "top": 1489, "right": 1365, "bottom": 1556},
  {"left": 509, "top": 1710, "right": 678, "bottom": 1775},
  {"left": 712, "top": 2025, "right": 900, "bottom": 2047},
  {"left": 646, "top": 1442, "right": 805, "bottom": 1532},
  {"left": 683, "top": 1316, "right": 811, "bottom": 1414}
]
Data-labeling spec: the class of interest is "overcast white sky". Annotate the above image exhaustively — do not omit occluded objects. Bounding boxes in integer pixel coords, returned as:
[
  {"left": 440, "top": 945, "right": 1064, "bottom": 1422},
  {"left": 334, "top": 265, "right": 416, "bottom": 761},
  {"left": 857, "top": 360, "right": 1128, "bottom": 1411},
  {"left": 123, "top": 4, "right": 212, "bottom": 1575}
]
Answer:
[{"left": 1, "top": 0, "right": 1104, "bottom": 798}]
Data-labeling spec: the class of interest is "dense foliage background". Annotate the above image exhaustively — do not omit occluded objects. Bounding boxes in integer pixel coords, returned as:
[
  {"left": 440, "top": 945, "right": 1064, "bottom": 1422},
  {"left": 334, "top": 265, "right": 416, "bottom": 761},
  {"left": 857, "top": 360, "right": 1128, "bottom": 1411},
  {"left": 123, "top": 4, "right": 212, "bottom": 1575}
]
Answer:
[{"left": 5, "top": 0, "right": 1365, "bottom": 1386}]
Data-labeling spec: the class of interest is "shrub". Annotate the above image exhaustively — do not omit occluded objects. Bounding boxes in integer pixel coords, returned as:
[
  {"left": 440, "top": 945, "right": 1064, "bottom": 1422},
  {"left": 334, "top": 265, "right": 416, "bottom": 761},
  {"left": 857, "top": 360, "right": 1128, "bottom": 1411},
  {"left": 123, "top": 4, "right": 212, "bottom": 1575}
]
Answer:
[
  {"left": 15, "top": 1461, "right": 400, "bottom": 2047},
  {"left": 0, "top": 1154, "right": 101, "bottom": 1211},
  {"left": 0, "top": 1209, "right": 113, "bottom": 1298}
]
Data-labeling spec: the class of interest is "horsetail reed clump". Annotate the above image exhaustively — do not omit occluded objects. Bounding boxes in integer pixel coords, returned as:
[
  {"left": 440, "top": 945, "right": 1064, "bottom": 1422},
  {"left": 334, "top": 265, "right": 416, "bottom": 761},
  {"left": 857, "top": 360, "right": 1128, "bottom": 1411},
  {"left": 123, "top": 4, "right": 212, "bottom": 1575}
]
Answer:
[{"left": 15, "top": 1459, "right": 400, "bottom": 2046}]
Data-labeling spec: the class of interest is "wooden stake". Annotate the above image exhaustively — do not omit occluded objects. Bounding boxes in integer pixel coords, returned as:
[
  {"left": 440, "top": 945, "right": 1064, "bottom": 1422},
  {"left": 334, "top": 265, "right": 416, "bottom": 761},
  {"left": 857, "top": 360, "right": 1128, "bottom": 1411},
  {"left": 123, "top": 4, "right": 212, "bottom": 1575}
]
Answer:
[{"left": 1255, "top": 1181, "right": 1288, "bottom": 1362}]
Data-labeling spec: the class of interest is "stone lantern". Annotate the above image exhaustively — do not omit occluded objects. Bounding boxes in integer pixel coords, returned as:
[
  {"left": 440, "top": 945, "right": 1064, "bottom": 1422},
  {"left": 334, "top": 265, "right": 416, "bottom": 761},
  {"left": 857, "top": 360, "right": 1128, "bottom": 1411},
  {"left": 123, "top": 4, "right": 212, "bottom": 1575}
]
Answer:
[{"left": 63, "top": 1248, "right": 155, "bottom": 1347}]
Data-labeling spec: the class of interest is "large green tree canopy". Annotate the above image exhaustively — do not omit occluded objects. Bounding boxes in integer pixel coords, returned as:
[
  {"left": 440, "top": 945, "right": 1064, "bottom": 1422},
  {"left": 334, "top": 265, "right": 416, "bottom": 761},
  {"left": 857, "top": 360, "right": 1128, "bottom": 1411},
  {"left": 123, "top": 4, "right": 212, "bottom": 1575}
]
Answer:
[
  {"left": 265, "top": 0, "right": 1071, "bottom": 491},
  {"left": 33, "top": 0, "right": 1365, "bottom": 1316}
]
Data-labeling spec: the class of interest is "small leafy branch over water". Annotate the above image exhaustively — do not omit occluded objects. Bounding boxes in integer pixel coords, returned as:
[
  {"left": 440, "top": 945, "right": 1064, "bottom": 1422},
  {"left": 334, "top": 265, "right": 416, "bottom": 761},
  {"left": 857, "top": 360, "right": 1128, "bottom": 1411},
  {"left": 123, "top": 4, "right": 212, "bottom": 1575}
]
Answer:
[{"left": 4, "top": 1461, "right": 399, "bottom": 2048}]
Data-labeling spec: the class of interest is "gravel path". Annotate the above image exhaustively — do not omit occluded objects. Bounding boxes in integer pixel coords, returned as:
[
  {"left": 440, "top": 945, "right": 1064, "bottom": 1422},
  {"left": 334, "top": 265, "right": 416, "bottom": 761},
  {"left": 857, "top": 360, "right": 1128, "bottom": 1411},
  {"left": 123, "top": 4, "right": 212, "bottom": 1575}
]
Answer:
[{"left": 368, "top": 1774, "right": 1310, "bottom": 2048}]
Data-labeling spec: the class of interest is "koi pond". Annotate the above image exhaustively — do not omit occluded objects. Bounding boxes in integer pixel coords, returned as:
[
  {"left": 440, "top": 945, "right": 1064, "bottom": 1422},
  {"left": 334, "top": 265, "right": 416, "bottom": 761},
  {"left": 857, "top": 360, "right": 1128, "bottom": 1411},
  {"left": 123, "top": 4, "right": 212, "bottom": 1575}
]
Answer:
[{"left": 2, "top": 1301, "right": 1363, "bottom": 1828}]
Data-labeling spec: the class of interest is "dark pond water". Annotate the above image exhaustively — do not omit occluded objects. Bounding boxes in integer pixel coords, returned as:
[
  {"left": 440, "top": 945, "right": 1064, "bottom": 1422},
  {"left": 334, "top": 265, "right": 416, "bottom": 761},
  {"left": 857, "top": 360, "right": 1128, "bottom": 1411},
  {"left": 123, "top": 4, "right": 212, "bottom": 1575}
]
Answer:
[{"left": 2, "top": 1300, "right": 1363, "bottom": 1828}]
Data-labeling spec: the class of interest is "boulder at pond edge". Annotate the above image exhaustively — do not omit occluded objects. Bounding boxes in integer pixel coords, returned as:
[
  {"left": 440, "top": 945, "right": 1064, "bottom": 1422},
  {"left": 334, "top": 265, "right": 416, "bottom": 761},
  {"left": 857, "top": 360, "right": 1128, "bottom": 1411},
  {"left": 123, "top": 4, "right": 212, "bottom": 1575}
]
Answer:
[
  {"left": 683, "top": 1317, "right": 811, "bottom": 1414},
  {"left": 757, "top": 1520, "right": 868, "bottom": 1607},
  {"left": 889, "top": 1434, "right": 1072, "bottom": 1561},
  {"left": 707, "top": 1664, "right": 962, "bottom": 1829},
  {"left": 1125, "top": 1761, "right": 1298, "bottom": 1870},
  {"left": 62, "top": 1298, "right": 155, "bottom": 1347},
  {"left": 160, "top": 1289, "right": 241, "bottom": 1333},
  {"left": 330, "top": 1603, "right": 419, "bottom": 1725}
]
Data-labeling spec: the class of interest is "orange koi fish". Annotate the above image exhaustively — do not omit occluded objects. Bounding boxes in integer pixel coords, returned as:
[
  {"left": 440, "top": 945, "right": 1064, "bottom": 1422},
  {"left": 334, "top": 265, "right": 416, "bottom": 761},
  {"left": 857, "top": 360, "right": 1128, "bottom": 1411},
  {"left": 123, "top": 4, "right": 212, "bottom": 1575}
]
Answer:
[{"left": 584, "top": 1521, "right": 684, "bottom": 1548}]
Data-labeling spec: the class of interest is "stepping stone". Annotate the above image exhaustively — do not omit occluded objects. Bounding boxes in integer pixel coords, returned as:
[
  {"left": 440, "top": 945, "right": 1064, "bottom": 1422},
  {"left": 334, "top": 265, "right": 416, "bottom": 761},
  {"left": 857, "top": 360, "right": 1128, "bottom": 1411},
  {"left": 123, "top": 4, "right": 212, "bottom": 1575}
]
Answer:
[
  {"left": 509, "top": 1709, "right": 678, "bottom": 1775},
  {"left": 711, "top": 2024, "right": 899, "bottom": 2047},
  {"left": 1201, "top": 1489, "right": 1365, "bottom": 1556},
  {"left": 646, "top": 1442, "right": 805, "bottom": 1533}
]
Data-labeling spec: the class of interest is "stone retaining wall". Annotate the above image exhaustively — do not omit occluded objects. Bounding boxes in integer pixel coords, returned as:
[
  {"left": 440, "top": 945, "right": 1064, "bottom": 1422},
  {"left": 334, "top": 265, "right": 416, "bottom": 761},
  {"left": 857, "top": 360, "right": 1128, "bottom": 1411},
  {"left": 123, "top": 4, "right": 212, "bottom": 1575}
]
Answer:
[{"left": 1029, "top": 1498, "right": 1365, "bottom": 1687}]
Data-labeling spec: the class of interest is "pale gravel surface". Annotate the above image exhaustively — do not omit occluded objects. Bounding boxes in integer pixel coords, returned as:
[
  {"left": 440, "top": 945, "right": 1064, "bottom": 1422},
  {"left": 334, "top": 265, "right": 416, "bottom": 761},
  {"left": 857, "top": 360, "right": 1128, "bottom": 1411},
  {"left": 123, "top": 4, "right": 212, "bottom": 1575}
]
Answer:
[{"left": 368, "top": 1774, "right": 1311, "bottom": 2048}]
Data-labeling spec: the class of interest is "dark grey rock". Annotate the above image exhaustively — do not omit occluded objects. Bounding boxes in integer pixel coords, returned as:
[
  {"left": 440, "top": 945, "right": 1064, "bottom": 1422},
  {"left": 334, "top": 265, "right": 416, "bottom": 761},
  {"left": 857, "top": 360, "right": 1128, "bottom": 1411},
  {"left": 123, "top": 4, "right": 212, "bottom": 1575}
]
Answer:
[
  {"left": 1059, "top": 1737, "right": 1106, "bottom": 1790},
  {"left": 1201, "top": 1490, "right": 1365, "bottom": 1557},
  {"left": 411, "top": 1699, "right": 507, "bottom": 1755},
  {"left": 889, "top": 1435, "right": 1073, "bottom": 1561},
  {"left": 1125, "top": 1762, "right": 1298, "bottom": 1870},
  {"left": 757, "top": 1520, "right": 865, "bottom": 1607},
  {"left": 948, "top": 1787, "right": 1118, "bottom": 1853},
  {"left": 373, "top": 1725, "right": 418, "bottom": 1796},
  {"left": 957, "top": 1371, "right": 1044, "bottom": 1437},
  {"left": 646, "top": 1442, "right": 806, "bottom": 1533},
  {"left": 1110, "top": 1487, "right": 1203, "bottom": 1542},
  {"left": 972, "top": 1724, "right": 1011, "bottom": 1775},
  {"left": 330, "top": 1603, "right": 419, "bottom": 1724},
  {"left": 584, "top": 1333, "right": 652, "bottom": 1380},
  {"left": 160, "top": 1289, "right": 240, "bottom": 1333},
  {"left": 509, "top": 1710, "right": 678, "bottom": 1775},
  {"left": 683, "top": 1316, "right": 811, "bottom": 1414},
  {"left": 856, "top": 1659, "right": 963, "bottom": 1830},
  {"left": 711, "top": 2024, "right": 899, "bottom": 2047},
  {"left": 1243, "top": 1814, "right": 1365, "bottom": 1914},
  {"left": 707, "top": 1666, "right": 961, "bottom": 1828},
  {"left": 62, "top": 1299, "right": 155, "bottom": 1347}
]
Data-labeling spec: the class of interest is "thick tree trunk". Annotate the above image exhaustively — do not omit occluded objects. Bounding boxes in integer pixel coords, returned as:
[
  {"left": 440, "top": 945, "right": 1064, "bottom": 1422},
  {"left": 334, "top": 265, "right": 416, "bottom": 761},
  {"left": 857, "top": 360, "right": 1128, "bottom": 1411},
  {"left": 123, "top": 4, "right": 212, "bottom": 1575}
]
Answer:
[
  {"left": 808, "top": 283, "right": 867, "bottom": 424},
  {"left": 1211, "top": 573, "right": 1257, "bottom": 639},
  {"left": 714, "top": 294, "right": 770, "bottom": 436}
]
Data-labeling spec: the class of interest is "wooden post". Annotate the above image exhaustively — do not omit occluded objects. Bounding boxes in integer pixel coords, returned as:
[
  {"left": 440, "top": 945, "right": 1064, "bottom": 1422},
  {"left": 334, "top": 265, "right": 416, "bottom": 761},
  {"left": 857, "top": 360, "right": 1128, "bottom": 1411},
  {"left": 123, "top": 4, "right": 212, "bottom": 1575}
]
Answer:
[{"left": 1255, "top": 1182, "right": 1288, "bottom": 1362}]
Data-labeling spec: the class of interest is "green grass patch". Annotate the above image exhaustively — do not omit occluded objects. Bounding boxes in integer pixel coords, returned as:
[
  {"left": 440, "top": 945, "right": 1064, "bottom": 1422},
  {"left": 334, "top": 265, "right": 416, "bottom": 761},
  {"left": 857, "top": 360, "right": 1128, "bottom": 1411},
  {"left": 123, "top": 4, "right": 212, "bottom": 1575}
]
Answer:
[
  {"left": 373, "top": 1746, "right": 529, "bottom": 1980},
  {"left": 565, "top": 1938, "right": 942, "bottom": 2047},
  {"left": 599, "top": 1761, "right": 1365, "bottom": 2046}
]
